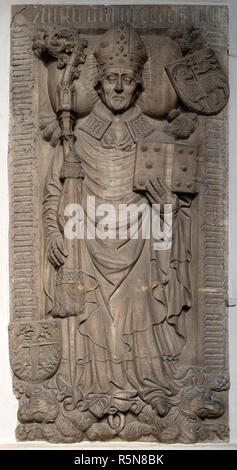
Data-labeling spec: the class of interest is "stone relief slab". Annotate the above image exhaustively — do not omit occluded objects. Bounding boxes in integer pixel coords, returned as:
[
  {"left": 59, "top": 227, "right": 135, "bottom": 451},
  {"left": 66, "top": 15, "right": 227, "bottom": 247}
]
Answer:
[{"left": 8, "top": 4, "right": 229, "bottom": 443}]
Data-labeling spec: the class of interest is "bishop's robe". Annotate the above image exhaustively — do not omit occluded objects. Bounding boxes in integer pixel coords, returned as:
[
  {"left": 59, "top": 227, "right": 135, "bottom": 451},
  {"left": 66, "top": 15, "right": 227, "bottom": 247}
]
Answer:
[{"left": 43, "top": 102, "right": 192, "bottom": 409}]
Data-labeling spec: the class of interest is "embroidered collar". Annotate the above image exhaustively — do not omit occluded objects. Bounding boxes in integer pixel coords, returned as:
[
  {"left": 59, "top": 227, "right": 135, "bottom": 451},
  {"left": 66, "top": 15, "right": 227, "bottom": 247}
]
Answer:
[{"left": 79, "top": 103, "right": 154, "bottom": 142}]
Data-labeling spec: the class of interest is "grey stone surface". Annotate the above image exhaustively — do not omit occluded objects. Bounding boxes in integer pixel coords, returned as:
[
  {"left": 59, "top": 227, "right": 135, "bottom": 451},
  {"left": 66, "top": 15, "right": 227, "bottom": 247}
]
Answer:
[{"left": 8, "top": 4, "right": 229, "bottom": 443}]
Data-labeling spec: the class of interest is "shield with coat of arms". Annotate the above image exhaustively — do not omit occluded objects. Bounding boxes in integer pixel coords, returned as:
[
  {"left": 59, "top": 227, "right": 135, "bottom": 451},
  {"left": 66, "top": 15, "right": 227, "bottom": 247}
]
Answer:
[
  {"left": 165, "top": 48, "right": 229, "bottom": 115},
  {"left": 9, "top": 321, "right": 61, "bottom": 383}
]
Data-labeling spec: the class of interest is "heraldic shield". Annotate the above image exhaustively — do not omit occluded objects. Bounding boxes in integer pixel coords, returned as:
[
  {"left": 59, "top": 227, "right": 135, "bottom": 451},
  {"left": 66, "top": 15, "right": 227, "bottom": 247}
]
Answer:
[
  {"left": 165, "top": 48, "right": 229, "bottom": 115},
  {"left": 9, "top": 321, "right": 61, "bottom": 383}
]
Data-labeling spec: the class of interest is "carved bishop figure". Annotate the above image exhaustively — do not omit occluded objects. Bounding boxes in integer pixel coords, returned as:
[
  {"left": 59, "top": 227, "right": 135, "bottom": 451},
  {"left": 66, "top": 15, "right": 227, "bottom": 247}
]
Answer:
[
  {"left": 43, "top": 24, "right": 193, "bottom": 417},
  {"left": 8, "top": 3, "right": 230, "bottom": 444}
]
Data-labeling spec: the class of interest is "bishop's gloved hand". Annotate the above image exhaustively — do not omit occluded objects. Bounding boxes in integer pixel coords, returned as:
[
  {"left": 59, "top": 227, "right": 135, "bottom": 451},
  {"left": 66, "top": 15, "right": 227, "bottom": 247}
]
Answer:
[
  {"left": 47, "top": 234, "right": 68, "bottom": 268},
  {"left": 145, "top": 177, "right": 179, "bottom": 213}
]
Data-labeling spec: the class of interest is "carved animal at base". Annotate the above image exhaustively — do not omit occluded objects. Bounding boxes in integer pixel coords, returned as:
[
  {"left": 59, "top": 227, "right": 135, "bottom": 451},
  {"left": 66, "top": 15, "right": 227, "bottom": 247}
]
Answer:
[
  {"left": 18, "top": 385, "right": 59, "bottom": 424},
  {"left": 153, "top": 384, "right": 224, "bottom": 443}
]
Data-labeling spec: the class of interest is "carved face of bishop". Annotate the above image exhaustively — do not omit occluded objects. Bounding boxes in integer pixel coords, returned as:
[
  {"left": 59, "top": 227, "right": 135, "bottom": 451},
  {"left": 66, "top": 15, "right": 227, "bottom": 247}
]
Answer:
[{"left": 98, "top": 67, "right": 140, "bottom": 113}]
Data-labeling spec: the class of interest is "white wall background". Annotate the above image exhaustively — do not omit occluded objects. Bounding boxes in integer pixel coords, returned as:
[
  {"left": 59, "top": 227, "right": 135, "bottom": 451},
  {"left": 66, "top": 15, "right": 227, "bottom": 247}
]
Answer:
[{"left": 0, "top": 0, "right": 236, "bottom": 449}]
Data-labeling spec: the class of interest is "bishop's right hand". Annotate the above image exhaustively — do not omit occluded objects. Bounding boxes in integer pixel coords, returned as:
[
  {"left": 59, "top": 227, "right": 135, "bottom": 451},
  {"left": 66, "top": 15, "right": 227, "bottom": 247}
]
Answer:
[
  {"left": 47, "top": 234, "right": 68, "bottom": 268},
  {"left": 145, "top": 177, "right": 179, "bottom": 210}
]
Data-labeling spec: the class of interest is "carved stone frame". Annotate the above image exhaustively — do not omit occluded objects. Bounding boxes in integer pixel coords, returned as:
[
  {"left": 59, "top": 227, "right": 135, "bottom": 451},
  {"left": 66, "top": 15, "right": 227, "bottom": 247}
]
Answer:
[{"left": 9, "top": 4, "right": 229, "bottom": 443}]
